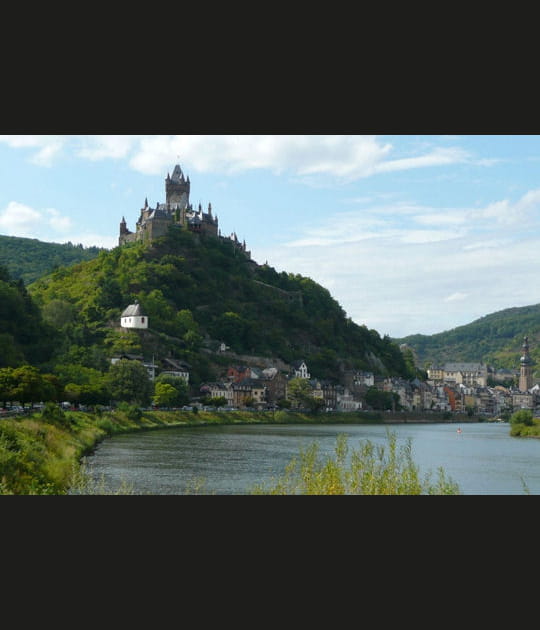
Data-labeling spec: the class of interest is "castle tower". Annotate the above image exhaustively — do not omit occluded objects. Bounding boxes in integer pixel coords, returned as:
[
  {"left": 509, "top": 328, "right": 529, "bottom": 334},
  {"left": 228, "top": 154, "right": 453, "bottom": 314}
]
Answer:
[
  {"left": 166, "top": 164, "right": 190, "bottom": 209},
  {"left": 519, "top": 336, "right": 534, "bottom": 392}
]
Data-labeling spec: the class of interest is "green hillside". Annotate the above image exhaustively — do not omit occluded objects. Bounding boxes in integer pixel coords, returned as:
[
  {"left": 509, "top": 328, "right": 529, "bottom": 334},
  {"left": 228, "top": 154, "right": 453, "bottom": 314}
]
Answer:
[
  {"left": 0, "top": 265, "right": 58, "bottom": 368},
  {"left": 0, "top": 234, "right": 104, "bottom": 285},
  {"left": 395, "top": 304, "right": 540, "bottom": 372},
  {"left": 28, "top": 227, "right": 412, "bottom": 385}
]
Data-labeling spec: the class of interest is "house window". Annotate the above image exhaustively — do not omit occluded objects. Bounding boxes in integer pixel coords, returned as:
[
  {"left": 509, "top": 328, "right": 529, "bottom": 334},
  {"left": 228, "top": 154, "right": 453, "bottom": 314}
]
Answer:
[{"left": 141, "top": 317, "right": 145, "bottom": 323}]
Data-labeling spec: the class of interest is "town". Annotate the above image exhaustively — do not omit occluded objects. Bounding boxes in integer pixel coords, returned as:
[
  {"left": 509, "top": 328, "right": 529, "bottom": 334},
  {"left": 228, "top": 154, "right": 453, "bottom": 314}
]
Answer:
[
  {"left": 113, "top": 165, "right": 540, "bottom": 419},
  {"left": 117, "top": 299, "right": 539, "bottom": 417}
]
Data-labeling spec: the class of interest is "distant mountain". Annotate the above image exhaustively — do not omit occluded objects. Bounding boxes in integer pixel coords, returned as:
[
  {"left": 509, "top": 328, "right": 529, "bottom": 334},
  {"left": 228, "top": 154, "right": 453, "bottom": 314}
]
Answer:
[
  {"left": 395, "top": 304, "right": 540, "bottom": 372},
  {"left": 0, "top": 234, "right": 104, "bottom": 285},
  {"left": 28, "top": 227, "right": 414, "bottom": 383}
]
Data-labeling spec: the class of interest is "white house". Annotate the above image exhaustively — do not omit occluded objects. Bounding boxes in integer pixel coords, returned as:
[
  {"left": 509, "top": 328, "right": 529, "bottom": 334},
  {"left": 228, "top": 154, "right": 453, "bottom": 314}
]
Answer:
[
  {"left": 292, "top": 360, "right": 310, "bottom": 379},
  {"left": 120, "top": 301, "right": 148, "bottom": 329}
]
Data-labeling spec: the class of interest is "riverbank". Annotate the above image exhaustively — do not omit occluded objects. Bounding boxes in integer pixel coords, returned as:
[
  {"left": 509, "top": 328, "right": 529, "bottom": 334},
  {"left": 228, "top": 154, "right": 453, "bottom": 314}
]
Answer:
[{"left": 0, "top": 405, "right": 495, "bottom": 495}]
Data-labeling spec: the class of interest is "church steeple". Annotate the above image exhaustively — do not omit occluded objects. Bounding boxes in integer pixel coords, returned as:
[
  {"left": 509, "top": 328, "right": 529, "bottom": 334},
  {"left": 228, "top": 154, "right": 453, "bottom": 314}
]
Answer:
[{"left": 519, "top": 335, "right": 534, "bottom": 392}]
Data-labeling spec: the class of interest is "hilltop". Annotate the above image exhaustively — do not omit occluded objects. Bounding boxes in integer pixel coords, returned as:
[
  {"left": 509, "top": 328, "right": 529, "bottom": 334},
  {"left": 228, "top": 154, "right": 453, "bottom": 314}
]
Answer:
[
  {"left": 0, "top": 234, "right": 104, "bottom": 285},
  {"left": 396, "top": 303, "right": 540, "bottom": 374},
  {"left": 27, "top": 227, "right": 412, "bottom": 385}
]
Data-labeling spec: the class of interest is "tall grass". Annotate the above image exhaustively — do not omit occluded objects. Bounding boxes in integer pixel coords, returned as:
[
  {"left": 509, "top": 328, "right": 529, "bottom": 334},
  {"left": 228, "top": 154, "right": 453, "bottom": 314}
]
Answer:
[
  {"left": 67, "top": 460, "right": 138, "bottom": 495},
  {"left": 251, "top": 432, "right": 461, "bottom": 495}
]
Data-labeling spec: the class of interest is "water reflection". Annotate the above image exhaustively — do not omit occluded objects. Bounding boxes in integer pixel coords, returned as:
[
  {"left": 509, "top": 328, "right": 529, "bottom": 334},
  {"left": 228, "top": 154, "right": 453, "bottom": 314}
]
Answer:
[{"left": 83, "top": 422, "right": 540, "bottom": 495}]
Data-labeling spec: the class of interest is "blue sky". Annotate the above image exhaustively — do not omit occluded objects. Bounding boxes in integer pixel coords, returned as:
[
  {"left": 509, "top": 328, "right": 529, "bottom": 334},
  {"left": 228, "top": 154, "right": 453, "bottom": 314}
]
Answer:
[{"left": 1, "top": 134, "right": 539, "bottom": 339}]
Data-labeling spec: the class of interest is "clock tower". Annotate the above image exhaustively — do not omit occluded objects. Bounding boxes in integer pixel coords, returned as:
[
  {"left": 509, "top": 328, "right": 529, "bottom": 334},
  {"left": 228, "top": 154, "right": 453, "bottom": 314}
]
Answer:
[{"left": 519, "top": 336, "right": 534, "bottom": 392}]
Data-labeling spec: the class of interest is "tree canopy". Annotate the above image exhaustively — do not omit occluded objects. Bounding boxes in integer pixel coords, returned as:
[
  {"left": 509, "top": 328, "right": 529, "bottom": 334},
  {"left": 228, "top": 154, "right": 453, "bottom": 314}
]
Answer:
[{"left": 27, "top": 228, "right": 412, "bottom": 383}]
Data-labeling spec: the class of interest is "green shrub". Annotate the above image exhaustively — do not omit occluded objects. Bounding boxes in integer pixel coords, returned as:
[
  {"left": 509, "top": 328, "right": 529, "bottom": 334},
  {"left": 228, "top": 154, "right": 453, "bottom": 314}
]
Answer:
[
  {"left": 40, "top": 401, "right": 70, "bottom": 427},
  {"left": 115, "top": 401, "right": 142, "bottom": 422},
  {"left": 510, "top": 409, "right": 534, "bottom": 426},
  {"left": 251, "top": 432, "right": 460, "bottom": 495}
]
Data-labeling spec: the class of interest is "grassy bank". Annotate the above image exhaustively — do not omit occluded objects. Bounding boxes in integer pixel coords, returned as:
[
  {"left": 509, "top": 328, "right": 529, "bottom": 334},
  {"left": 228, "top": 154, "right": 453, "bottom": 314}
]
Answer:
[{"left": 0, "top": 407, "right": 386, "bottom": 494}]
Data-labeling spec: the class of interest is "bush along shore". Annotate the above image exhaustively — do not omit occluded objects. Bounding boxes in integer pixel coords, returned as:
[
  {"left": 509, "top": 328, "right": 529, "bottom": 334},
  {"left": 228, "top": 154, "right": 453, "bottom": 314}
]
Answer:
[
  {"left": 0, "top": 405, "right": 388, "bottom": 495},
  {"left": 1, "top": 404, "right": 519, "bottom": 495}
]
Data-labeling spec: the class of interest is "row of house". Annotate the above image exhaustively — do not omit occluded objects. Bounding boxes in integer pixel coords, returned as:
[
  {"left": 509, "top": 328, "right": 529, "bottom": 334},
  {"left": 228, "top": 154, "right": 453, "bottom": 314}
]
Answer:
[
  {"left": 379, "top": 375, "right": 540, "bottom": 415},
  {"left": 199, "top": 354, "right": 540, "bottom": 415}
]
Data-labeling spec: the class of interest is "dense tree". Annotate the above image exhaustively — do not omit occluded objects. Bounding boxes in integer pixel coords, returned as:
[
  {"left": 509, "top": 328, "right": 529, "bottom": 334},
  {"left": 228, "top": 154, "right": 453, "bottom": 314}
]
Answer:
[
  {"left": 153, "top": 382, "right": 179, "bottom": 407},
  {"left": 154, "top": 373, "right": 189, "bottom": 407},
  {"left": 0, "top": 234, "right": 103, "bottom": 285},
  {"left": 26, "top": 227, "right": 415, "bottom": 380},
  {"left": 396, "top": 303, "right": 540, "bottom": 370},
  {"left": 287, "top": 377, "right": 313, "bottom": 409},
  {"left": 364, "top": 386, "right": 399, "bottom": 411},
  {"left": 106, "top": 359, "right": 152, "bottom": 406},
  {"left": 0, "top": 368, "right": 15, "bottom": 407},
  {"left": 0, "top": 266, "right": 57, "bottom": 368},
  {"left": 510, "top": 409, "right": 534, "bottom": 426}
]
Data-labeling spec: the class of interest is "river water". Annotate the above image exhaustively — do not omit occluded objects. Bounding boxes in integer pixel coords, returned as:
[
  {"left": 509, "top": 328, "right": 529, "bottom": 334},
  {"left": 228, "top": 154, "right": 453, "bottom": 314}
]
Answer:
[{"left": 81, "top": 421, "right": 540, "bottom": 495}]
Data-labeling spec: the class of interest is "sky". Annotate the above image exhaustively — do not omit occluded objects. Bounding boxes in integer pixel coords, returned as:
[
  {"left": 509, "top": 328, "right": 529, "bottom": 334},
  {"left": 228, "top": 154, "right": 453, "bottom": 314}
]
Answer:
[{"left": 0, "top": 134, "right": 539, "bottom": 340}]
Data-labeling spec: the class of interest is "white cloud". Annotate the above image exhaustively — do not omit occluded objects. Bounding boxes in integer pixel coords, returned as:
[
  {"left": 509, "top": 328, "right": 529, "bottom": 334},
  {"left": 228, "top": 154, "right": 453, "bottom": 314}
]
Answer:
[
  {"left": 0, "top": 135, "right": 66, "bottom": 166},
  {"left": 373, "top": 147, "right": 470, "bottom": 174},
  {"left": 444, "top": 292, "right": 469, "bottom": 303},
  {"left": 0, "top": 202, "right": 103, "bottom": 246},
  {"left": 0, "top": 201, "right": 42, "bottom": 236},
  {"left": 253, "top": 186, "right": 540, "bottom": 338},
  {"left": 76, "top": 135, "right": 139, "bottom": 161},
  {"left": 0, "top": 135, "right": 483, "bottom": 183},
  {"left": 125, "top": 135, "right": 468, "bottom": 181},
  {"left": 46, "top": 208, "right": 72, "bottom": 232}
]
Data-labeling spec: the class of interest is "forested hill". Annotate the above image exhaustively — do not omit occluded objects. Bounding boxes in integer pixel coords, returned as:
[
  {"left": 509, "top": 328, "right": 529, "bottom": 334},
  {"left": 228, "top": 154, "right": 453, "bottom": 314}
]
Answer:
[
  {"left": 395, "top": 303, "right": 540, "bottom": 370},
  {"left": 0, "top": 234, "right": 104, "bottom": 284},
  {"left": 0, "top": 265, "right": 57, "bottom": 368},
  {"left": 28, "top": 228, "right": 413, "bottom": 381}
]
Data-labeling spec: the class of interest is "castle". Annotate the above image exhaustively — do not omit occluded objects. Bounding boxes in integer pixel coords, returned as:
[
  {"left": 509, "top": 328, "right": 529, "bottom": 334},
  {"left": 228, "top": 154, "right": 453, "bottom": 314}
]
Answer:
[{"left": 119, "top": 164, "right": 250, "bottom": 258}]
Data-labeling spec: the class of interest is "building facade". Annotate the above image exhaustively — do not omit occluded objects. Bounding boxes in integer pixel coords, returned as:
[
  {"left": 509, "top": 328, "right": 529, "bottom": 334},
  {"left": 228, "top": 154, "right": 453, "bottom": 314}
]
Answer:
[{"left": 120, "top": 301, "right": 148, "bottom": 329}]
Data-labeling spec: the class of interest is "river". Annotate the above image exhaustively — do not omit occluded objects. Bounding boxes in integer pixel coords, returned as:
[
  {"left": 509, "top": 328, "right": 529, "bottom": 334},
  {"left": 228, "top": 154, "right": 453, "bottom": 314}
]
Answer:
[{"left": 81, "top": 421, "right": 540, "bottom": 495}]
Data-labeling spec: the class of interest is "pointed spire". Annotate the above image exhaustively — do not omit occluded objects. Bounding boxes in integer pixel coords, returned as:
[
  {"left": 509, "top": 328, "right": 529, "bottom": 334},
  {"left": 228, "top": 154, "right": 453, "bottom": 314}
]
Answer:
[{"left": 144, "top": 197, "right": 148, "bottom": 208}]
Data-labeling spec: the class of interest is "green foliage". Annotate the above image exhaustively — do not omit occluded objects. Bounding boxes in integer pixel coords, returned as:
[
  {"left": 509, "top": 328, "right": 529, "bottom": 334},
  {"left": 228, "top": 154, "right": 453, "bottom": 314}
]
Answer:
[
  {"left": 509, "top": 409, "right": 534, "bottom": 426},
  {"left": 364, "top": 386, "right": 399, "bottom": 411},
  {"left": 251, "top": 433, "right": 460, "bottom": 495},
  {"left": 40, "top": 402, "right": 70, "bottom": 427},
  {"left": 154, "top": 373, "right": 189, "bottom": 406},
  {"left": 286, "top": 377, "right": 313, "bottom": 408},
  {"left": 0, "top": 234, "right": 104, "bottom": 285},
  {"left": 115, "top": 401, "right": 143, "bottom": 422},
  {"left": 27, "top": 229, "right": 412, "bottom": 381},
  {"left": 106, "top": 359, "right": 152, "bottom": 406},
  {"left": 0, "top": 365, "right": 60, "bottom": 407},
  {"left": 153, "top": 382, "right": 179, "bottom": 407},
  {"left": 0, "top": 265, "right": 58, "bottom": 368},
  {"left": 396, "top": 303, "right": 540, "bottom": 369}
]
